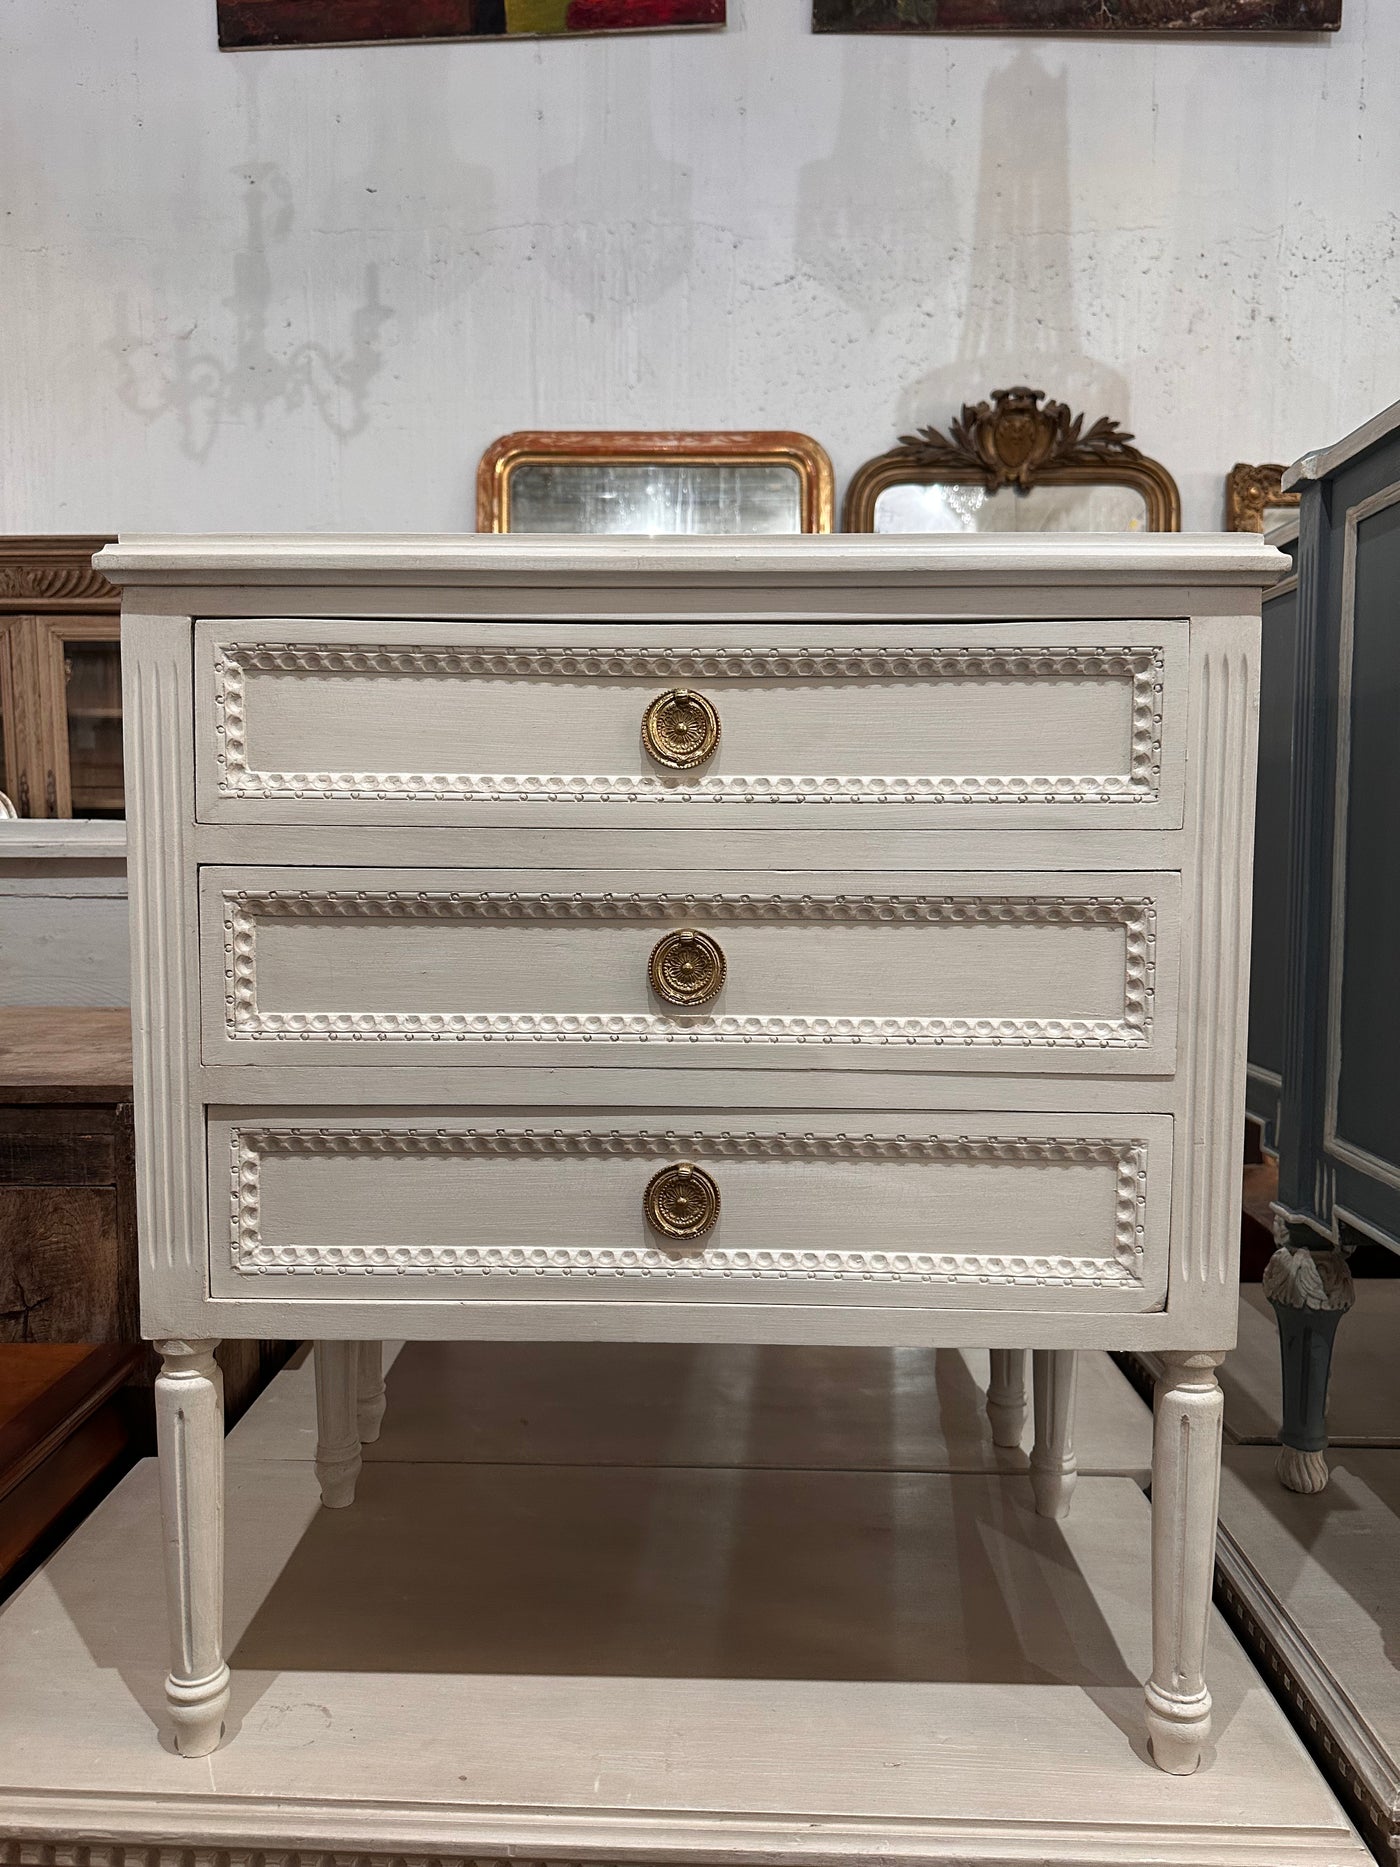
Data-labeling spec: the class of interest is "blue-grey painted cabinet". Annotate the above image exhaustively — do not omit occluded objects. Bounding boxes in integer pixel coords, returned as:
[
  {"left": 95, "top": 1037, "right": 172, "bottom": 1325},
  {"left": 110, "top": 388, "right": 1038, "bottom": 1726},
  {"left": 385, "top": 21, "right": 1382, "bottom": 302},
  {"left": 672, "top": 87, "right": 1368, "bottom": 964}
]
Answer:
[
  {"left": 1264, "top": 401, "right": 1400, "bottom": 1492},
  {"left": 1244, "top": 521, "right": 1299, "bottom": 1149}
]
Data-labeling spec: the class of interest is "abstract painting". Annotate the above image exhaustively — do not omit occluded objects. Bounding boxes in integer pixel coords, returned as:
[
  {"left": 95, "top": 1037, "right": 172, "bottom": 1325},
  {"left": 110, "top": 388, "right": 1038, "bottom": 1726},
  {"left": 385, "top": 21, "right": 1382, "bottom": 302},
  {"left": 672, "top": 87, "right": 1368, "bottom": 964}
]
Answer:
[
  {"left": 218, "top": 0, "right": 725, "bottom": 50},
  {"left": 813, "top": 0, "right": 1341, "bottom": 30}
]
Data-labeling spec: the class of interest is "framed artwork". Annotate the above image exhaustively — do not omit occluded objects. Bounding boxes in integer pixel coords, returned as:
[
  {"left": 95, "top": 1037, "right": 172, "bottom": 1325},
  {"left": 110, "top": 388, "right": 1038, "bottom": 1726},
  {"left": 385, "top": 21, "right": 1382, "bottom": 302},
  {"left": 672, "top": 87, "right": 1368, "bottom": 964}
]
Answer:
[
  {"left": 477, "top": 431, "right": 835, "bottom": 534},
  {"left": 843, "top": 386, "right": 1180, "bottom": 534},
  {"left": 1226, "top": 462, "right": 1302, "bottom": 533},
  {"left": 813, "top": 1, "right": 1341, "bottom": 31},
  {"left": 218, "top": 1, "right": 725, "bottom": 51}
]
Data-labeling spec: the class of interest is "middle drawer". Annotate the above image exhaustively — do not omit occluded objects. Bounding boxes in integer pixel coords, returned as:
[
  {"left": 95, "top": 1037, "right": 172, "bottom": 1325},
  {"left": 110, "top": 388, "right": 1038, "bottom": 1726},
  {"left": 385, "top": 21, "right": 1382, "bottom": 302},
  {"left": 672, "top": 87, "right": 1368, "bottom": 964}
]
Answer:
[{"left": 200, "top": 866, "right": 1179, "bottom": 1076}]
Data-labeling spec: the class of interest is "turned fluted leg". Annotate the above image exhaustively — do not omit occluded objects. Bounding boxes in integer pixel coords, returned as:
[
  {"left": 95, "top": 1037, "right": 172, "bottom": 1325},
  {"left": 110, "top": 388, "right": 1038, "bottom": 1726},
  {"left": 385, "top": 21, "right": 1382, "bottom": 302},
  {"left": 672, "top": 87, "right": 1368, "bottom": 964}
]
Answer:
[
  {"left": 155, "top": 1338, "right": 230, "bottom": 1757},
  {"left": 1030, "top": 1349, "right": 1078, "bottom": 1518},
  {"left": 313, "top": 1341, "right": 362, "bottom": 1508},
  {"left": 986, "top": 1348, "right": 1028, "bottom": 1450},
  {"left": 1263, "top": 1231, "right": 1355, "bottom": 1494},
  {"left": 356, "top": 1340, "right": 387, "bottom": 1444},
  {"left": 1145, "top": 1351, "right": 1225, "bottom": 1775}
]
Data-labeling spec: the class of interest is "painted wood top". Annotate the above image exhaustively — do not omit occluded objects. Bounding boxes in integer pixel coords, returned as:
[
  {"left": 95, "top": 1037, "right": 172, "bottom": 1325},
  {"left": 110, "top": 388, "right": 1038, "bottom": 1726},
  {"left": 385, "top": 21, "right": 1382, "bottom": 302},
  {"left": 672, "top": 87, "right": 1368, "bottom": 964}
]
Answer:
[
  {"left": 0, "top": 819, "right": 126, "bottom": 862},
  {"left": 1284, "top": 395, "right": 1400, "bottom": 488},
  {"left": 94, "top": 532, "right": 1287, "bottom": 590},
  {"left": 0, "top": 1008, "right": 132, "bottom": 1091}
]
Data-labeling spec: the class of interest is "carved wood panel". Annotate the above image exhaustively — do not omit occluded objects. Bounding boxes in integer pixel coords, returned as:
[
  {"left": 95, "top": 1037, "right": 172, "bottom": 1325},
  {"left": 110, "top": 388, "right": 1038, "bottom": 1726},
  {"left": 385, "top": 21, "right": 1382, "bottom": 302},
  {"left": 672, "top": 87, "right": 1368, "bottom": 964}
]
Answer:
[
  {"left": 212, "top": 1114, "right": 1172, "bottom": 1312},
  {"left": 196, "top": 622, "right": 1184, "bottom": 825},
  {"left": 201, "top": 869, "right": 1176, "bottom": 1071}
]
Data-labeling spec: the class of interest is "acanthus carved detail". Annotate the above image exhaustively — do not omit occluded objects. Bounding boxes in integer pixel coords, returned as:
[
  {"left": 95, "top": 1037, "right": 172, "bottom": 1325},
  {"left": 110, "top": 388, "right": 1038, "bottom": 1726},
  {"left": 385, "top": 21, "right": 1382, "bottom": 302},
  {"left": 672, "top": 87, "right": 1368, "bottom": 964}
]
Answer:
[
  {"left": 1226, "top": 461, "right": 1300, "bottom": 534},
  {"left": 893, "top": 387, "right": 1150, "bottom": 492},
  {"left": 0, "top": 541, "right": 118, "bottom": 611}
]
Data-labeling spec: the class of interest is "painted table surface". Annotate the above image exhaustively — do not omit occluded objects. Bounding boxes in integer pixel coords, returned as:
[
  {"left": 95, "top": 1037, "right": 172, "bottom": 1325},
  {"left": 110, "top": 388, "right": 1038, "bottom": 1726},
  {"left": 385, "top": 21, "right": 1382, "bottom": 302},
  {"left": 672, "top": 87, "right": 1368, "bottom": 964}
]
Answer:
[
  {"left": 1218, "top": 1447, "right": 1400, "bottom": 1863},
  {"left": 228, "top": 1338, "right": 1156, "bottom": 1479},
  {"left": 0, "top": 1338, "right": 1369, "bottom": 1867}
]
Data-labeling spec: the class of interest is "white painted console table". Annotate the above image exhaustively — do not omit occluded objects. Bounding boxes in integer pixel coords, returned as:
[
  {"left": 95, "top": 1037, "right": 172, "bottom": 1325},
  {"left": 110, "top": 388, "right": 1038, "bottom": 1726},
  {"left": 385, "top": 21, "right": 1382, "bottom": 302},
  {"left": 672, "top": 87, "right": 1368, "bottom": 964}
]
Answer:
[{"left": 97, "top": 532, "right": 1282, "bottom": 1775}]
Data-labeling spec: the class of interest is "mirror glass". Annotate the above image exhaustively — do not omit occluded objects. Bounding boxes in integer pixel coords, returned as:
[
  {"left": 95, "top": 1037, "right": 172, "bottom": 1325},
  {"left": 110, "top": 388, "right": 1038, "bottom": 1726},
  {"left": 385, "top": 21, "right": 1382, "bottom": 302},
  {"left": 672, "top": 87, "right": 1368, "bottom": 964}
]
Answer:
[
  {"left": 1259, "top": 502, "right": 1299, "bottom": 535},
  {"left": 872, "top": 481, "right": 1151, "bottom": 534},
  {"left": 508, "top": 462, "right": 804, "bottom": 534},
  {"left": 63, "top": 638, "right": 125, "bottom": 817}
]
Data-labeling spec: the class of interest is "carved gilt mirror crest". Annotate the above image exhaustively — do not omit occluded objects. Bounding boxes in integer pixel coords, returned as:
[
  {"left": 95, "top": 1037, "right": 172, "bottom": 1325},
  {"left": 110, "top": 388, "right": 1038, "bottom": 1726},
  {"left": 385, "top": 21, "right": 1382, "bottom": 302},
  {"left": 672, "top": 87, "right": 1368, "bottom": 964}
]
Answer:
[
  {"left": 1226, "top": 462, "right": 1301, "bottom": 534},
  {"left": 843, "top": 387, "right": 1181, "bottom": 534}
]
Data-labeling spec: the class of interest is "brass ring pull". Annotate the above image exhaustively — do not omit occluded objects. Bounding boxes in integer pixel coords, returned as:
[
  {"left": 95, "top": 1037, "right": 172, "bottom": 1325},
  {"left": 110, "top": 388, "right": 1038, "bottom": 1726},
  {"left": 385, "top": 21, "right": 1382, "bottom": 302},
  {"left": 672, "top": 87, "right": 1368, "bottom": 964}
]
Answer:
[
  {"left": 641, "top": 687, "right": 720, "bottom": 770},
  {"left": 648, "top": 928, "right": 726, "bottom": 1006},
  {"left": 644, "top": 1162, "right": 720, "bottom": 1241}
]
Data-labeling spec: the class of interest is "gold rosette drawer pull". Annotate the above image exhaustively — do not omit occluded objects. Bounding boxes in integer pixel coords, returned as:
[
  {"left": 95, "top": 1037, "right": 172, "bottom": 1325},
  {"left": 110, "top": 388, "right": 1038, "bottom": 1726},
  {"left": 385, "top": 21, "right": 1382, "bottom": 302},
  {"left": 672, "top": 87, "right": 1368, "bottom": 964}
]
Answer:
[
  {"left": 648, "top": 928, "right": 726, "bottom": 1006},
  {"left": 644, "top": 1162, "right": 721, "bottom": 1241},
  {"left": 641, "top": 687, "right": 720, "bottom": 770}
]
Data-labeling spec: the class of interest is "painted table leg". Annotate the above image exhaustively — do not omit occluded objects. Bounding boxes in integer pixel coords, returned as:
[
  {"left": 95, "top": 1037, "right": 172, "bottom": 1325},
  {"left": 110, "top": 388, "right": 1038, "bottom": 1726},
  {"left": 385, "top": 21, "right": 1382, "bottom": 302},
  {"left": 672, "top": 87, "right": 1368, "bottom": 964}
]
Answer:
[
  {"left": 1145, "top": 1351, "right": 1224, "bottom": 1775},
  {"left": 356, "top": 1339, "right": 387, "bottom": 1444},
  {"left": 986, "top": 1348, "right": 1028, "bottom": 1449},
  {"left": 314, "top": 1341, "right": 363, "bottom": 1509},
  {"left": 1030, "top": 1348, "right": 1078, "bottom": 1518},
  {"left": 155, "top": 1338, "right": 230, "bottom": 1758},
  {"left": 1262, "top": 1231, "right": 1355, "bottom": 1494}
]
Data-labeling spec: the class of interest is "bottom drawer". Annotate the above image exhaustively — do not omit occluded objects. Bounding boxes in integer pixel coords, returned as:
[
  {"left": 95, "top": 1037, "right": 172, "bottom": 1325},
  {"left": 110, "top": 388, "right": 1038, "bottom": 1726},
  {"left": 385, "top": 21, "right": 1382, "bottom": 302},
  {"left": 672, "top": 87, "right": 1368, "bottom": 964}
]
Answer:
[{"left": 210, "top": 1110, "right": 1172, "bottom": 1313}]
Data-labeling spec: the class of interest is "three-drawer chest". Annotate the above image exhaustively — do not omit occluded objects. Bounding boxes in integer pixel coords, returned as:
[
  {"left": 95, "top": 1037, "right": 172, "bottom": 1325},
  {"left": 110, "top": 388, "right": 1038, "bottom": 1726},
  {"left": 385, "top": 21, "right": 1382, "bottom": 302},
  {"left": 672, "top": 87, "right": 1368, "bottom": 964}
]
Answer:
[{"left": 96, "top": 532, "right": 1283, "bottom": 1775}]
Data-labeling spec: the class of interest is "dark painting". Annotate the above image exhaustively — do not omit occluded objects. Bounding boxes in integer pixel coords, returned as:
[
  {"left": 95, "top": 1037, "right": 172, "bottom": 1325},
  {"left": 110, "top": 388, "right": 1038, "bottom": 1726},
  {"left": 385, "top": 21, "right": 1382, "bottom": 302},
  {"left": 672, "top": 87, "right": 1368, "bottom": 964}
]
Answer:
[
  {"left": 813, "top": 0, "right": 1341, "bottom": 30},
  {"left": 219, "top": 0, "right": 724, "bottom": 50}
]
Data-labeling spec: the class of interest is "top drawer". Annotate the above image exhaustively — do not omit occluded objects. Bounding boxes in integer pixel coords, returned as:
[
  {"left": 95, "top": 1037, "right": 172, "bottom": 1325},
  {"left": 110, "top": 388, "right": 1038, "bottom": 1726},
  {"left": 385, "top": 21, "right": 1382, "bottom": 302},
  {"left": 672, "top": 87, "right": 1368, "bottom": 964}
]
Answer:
[{"left": 194, "top": 619, "right": 1187, "bottom": 828}]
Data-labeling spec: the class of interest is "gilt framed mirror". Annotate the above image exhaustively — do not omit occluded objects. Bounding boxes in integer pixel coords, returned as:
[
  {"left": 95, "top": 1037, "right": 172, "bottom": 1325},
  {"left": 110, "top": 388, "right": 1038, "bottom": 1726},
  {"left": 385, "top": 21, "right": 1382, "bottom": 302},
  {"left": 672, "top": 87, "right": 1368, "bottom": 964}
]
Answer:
[
  {"left": 843, "top": 387, "right": 1180, "bottom": 534},
  {"left": 478, "top": 430, "right": 835, "bottom": 534},
  {"left": 1226, "top": 462, "right": 1301, "bottom": 534}
]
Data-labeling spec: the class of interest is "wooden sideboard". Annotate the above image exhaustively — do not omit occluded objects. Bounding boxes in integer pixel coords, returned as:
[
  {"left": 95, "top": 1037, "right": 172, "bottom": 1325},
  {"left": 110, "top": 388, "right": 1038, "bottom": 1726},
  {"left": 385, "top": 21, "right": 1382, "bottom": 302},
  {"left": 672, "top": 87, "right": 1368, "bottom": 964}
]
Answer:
[
  {"left": 0, "top": 1009, "right": 139, "bottom": 1345},
  {"left": 97, "top": 530, "right": 1282, "bottom": 1772},
  {"left": 0, "top": 1008, "right": 292, "bottom": 1579},
  {"left": 0, "top": 539, "right": 121, "bottom": 820}
]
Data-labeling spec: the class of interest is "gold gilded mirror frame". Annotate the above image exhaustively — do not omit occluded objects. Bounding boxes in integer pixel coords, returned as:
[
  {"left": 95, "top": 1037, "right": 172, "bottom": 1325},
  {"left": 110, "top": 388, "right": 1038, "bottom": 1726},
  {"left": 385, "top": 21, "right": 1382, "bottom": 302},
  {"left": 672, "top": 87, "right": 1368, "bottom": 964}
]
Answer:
[
  {"left": 843, "top": 387, "right": 1181, "bottom": 533},
  {"left": 1226, "top": 462, "right": 1301, "bottom": 533},
  {"left": 477, "top": 430, "right": 835, "bottom": 534}
]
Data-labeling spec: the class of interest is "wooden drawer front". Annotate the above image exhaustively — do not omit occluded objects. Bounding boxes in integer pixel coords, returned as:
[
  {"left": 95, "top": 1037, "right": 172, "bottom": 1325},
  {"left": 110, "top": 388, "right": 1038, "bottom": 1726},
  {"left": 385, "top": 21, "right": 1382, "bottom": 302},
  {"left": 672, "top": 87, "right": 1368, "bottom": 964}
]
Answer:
[
  {"left": 201, "top": 868, "right": 1179, "bottom": 1074},
  {"left": 209, "top": 1112, "right": 1172, "bottom": 1313},
  {"left": 195, "top": 619, "right": 1187, "bottom": 826}
]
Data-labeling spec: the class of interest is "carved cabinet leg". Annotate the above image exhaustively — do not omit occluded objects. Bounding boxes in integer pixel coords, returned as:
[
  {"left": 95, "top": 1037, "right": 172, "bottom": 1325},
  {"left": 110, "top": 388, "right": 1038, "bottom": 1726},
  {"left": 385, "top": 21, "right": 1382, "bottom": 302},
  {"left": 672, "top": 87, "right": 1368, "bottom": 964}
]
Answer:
[
  {"left": 986, "top": 1348, "right": 1028, "bottom": 1449},
  {"left": 1030, "top": 1349, "right": 1078, "bottom": 1518},
  {"left": 314, "top": 1341, "right": 363, "bottom": 1509},
  {"left": 356, "top": 1340, "right": 387, "bottom": 1444},
  {"left": 155, "top": 1338, "right": 230, "bottom": 1758},
  {"left": 1145, "top": 1351, "right": 1224, "bottom": 1775},
  {"left": 1263, "top": 1233, "right": 1355, "bottom": 1494}
]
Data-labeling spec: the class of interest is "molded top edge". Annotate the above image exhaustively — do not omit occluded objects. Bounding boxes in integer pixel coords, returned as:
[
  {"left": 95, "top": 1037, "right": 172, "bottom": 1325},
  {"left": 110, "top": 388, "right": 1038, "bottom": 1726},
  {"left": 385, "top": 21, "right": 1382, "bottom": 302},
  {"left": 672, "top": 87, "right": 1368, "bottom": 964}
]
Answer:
[
  {"left": 1284, "top": 396, "right": 1400, "bottom": 489},
  {"left": 94, "top": 532, "right": 1287, "bottom": 589}
]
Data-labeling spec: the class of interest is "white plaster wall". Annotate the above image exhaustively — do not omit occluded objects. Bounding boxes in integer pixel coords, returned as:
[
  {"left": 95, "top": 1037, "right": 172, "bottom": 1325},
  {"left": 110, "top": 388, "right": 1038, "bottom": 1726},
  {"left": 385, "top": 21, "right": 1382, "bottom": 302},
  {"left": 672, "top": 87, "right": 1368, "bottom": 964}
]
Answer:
[{"left": 1, "top": 0, "right": 1395, "bottom": 533}]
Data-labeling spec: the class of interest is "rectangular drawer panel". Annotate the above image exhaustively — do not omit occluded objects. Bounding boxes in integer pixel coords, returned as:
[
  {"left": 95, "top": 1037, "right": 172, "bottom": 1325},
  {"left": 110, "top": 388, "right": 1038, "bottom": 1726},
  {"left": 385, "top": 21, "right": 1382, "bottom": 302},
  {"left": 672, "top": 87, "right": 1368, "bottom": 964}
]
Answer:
[
  {"left": 201, "top": 867, "right": 1179, "bottom": 1075},
  {"left": 209, "top": 1111, "right": 1172, "bottom": 1313},
  {"left": 195, "top": 619, "right": 1186, "bottom": 828}
]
